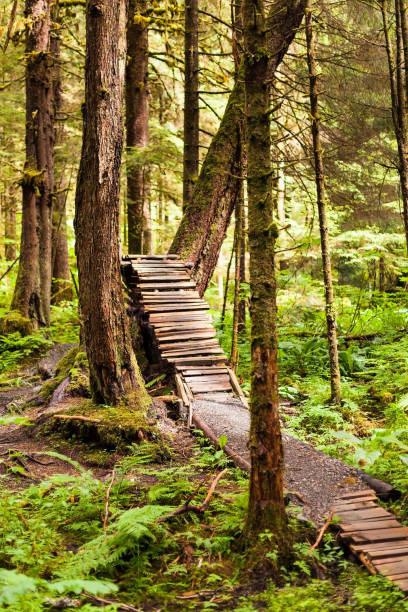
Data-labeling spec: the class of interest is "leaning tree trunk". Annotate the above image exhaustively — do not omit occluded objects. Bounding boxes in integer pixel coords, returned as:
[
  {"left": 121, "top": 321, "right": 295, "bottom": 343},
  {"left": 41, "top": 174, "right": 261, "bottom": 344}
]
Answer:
[
  {"left": 243, "top": 0, "right": 289, "bottom": 549},
  {"left": 11, "top": 0, "right": 54, "bottom": 327},
  {"left": 306, "top": 0, "right": 341, "bottom": 405},
  {"left": 51, "top": 1, "right": 72, "bottom": 304},
  {"left": 169, "top": 0, "right": 308, "bottom": 296},
  {"left": 126, "top": 0, "right": 149, "bottom": 254},
  {"left": 183, "top": 0, "right": 199, "bottom": 210},
  {"left": 75, "top": 0, "right": 149, "bottom": 407}
]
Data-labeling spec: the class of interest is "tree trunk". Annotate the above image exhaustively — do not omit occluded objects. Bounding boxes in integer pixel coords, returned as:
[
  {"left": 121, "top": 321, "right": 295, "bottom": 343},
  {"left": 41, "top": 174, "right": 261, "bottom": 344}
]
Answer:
[
  {"left": 381, "top": 0, "right": 408, "bottom": 253},
  {"left": 305, "top": 0, "right": 341, "bottom": 405},
  {"left": 11, "top": 0, "right": 54, "bottom": 327},
  {"left": 169, "top": 0, "right": 307, "bottom": 296},
  {"left": 243, "top": 0, "right": 288, "bottom": 547},
  {"left": 126, "top": 0, "right": 149, "bottom": 254},
  {"left": 230, "top": 194, "right": 242, "bottom": 370},
  {"left": 74, "top": 0, "right": 148, "bottom": 408},
  {"left": 183, "top": 0, "right": 199, "bottom": 210},
  {"left": 4, "top": 188, "right": 17, "bottom": 262},
  {"left": 51, "top": 1, "right": 72, "bottom": 304}
]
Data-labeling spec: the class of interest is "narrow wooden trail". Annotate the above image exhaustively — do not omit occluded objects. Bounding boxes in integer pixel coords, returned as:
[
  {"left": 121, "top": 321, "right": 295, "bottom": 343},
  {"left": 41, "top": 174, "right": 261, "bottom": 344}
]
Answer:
[{"left": 123, "top": 253, "right": 408, "bottom": 595}]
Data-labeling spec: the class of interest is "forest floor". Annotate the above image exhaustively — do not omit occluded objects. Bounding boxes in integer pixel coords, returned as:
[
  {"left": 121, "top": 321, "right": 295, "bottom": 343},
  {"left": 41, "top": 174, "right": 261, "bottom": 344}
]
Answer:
[{"left": 2, "top": 282, "right": 408, "bottom": 610}]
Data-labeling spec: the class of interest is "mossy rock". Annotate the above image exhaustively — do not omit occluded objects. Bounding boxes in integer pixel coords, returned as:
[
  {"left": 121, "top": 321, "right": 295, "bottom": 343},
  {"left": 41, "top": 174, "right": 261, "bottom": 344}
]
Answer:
[
  {"left": 41, "top": 347, "right": 90, "bottom": 400},
  {"left": 45, "top": 398, "right": 154, "bottom": 450},
  {"left": 0, "top": 311, "right": 33, "bottom": 336}
]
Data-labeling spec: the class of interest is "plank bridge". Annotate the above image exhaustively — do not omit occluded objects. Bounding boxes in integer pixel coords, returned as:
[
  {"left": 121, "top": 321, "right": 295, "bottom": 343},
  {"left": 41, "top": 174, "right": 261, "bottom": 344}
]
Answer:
[{"left": 122, "top": 253, "right": 408, "bottom": 595}]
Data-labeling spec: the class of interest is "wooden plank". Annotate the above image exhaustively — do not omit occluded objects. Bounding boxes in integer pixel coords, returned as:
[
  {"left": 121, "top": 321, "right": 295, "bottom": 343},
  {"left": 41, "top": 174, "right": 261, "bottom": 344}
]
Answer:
[
  {"left": 158, "top": 332, "right": 217, "bottom": 343},
  {"left": 173, "top": 355, "right": 228, "bottom": 366},
  {"left": 175, "top": 374, "right": 189, "bottom": 408},
  {"left": 159, "top": 339, "right": 220, "bottom": 351},
  {"left": 162, "top": 347, "right": 225, "bottom": 357},
  {"left": 228, "top": 367, "right": 249, "bottom": 409},
  {"left": 140, "top": 282, "right": 196, "bottom": 290},
  {"left": 343, "top": 527, "right": 408, "bottom": 543},
  {"left": 366, "top": 548, "right": 408, "bottom": 560},
  {"left": 375, "top": 559, "right": 408, "bottom": 576},
  {"left": 351, "top": 540, "right": 408, "bottom": 553},
  {"left": 144, "top": 304, "right": 208, "bottom": 312},
  {"left": 332, "top": 495, "right": 377, "bottom": 506},
  {"left": 188, "top": 381, "right": 232, "bottom": 393},
  {"left": 140, "top": 290, "right": 199, "bottom": 297},
  {"left": 181, "top": 367, "right": 229, "bottom": 376},
  {"left": 138, "top": 275, "right": 191, "bottom": 281},
  {"left": 340, "top": 519, "right": 401, "bottom": 532},
  {"left": 149, "top": 312, "right": 210, "bottom": 322},
  {"left": 184, "top": 374, "right": 230, "bottom": 384},
  {"left": 194, "top": 392, "right": 234, "bottom": 400},
  {"left": 334, "top": 501, "right": 378, "bottom": 512},
  {"left": 155, "top": 326, "right": 214, "bottom": 334},
  {"left": 334, "top": 489, "right": 375, "bottom": 501},
  {"left": 393, "top": 578, "right": 408, "bottom": 592},
  {"left": 335, "top": 508, "right": 393, "bottom": 521}
]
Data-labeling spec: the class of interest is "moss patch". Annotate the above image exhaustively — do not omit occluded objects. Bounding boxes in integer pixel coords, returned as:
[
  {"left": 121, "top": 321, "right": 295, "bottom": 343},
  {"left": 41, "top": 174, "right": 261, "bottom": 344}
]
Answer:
[
  {"left": 45, "top": 397, "right": 154, "bottom": 450},
  {"left": 41, "top": 347, "right": 90, "bottom": 400},
  {"left": 0, "top": 311, "right": 33, "bottom": 336}
]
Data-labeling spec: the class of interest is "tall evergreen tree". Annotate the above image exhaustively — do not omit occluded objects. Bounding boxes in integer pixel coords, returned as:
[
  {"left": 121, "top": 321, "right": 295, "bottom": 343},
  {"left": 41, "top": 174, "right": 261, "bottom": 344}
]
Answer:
[
  {"left": 75, "top": 0, "right": 148, "bottom": 406},
  {"left": 11, "top": 0, "right": 55, "bottom": 327},
  {"left": 126, "top": 0, "right": 150, "bottom": 254},
  {"left": 183, "top": 0, "right": 199, "bottom": 210}
]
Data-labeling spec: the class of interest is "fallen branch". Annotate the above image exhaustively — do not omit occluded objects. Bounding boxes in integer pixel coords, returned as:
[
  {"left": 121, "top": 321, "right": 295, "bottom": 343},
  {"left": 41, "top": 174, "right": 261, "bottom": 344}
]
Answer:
[
  {"left": 103, "top": 470, "right": 116, "bottom": 531},
  {"left": 192, "top": 413, "right": 250, "bottom": 471},
  {"left": 82, "top": 593, "right": 141, "bottom": 611},
  {"left": 157, "top": 468, "right": 227, "bottom": 523},
  {"left": 52, "top": 414, "right": 102, "bottom": 424},
  {"left": 310, "top": 511, "right": 334, "bottom": 551},
  {"left": 152, "top": 394, "right": 180, "bottom": 403}
]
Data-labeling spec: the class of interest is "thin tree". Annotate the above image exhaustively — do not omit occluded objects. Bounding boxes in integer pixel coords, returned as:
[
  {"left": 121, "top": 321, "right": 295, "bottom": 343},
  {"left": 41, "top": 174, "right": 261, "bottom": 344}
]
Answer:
[
  {"left": 74, "top": 0, "right": 149, "bottom": 407},
  {"left": 183, "top": 0, "right": 199, "bottom": 210},
  {"left": 51, "top": 1, "right": 73, "bottom": 304},
  {"left": 380, "top": 0, "right": 408, "bottom": 253},
  {"left": 243, "top": 0, "right": 289, "bottom": 547},
  {"left": 305, "top": 0, "right": 341, "bottom": 405},
  {"left": 126, "top": 0, "right": 150, "bottom": 254},
  {"left": 170, "top": 0, "right": 308, "bottom": 296},
  {"left": 11, "top": 0, "right": 54, "bottom": 327},
  {"left": 230, "top": 197, "right": 242, "bottom": 370}
]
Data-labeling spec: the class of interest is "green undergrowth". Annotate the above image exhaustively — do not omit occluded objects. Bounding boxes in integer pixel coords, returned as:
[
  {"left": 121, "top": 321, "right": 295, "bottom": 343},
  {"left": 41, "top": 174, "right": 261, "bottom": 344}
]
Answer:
[
  {"left": 212, "top": 276, "right": 408, "bottom": 519},
  {"left": 1, "top": 436, "right": 406, "bottom": 611}
]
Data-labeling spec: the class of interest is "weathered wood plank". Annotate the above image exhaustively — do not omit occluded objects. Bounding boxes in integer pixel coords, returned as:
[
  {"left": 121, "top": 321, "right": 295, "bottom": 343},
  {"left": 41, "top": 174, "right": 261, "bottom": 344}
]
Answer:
[
  {"left": 335, "top": 508, "right": 393, "bottom": 521},
  {"left": 173, "top": 355, "right": 228, "bottom": 366},
  {"left": 140, "top": 282, "right": 196, "bottom": 290},
  {"left": 342, "top": 527, "right": 408, "bottom": 543},
  {"left": 340, "top": 519, "right": 401, "bottom": 532},
  {"left": 334, "top": 489, "right": 376, "bottom": 501},
  {"left": 162, "top": 347, "right": 225, "bottom": 357},
  {"left": 158, "top": 331, "right": 217, "bottom": 342},
  {"left": 351, "top": 540, "right": 408, "bottom": 553},
  {"left": 375, "top": 559, "right": 408, "bottom": 576}
]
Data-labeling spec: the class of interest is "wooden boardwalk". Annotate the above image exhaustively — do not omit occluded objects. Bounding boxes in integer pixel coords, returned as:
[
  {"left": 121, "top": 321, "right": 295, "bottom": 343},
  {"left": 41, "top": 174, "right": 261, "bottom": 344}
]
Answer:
[
  {"left": 123, "top": 254, "right": 247, "bottom": 423},
  {"left": 333, "top": 489, "right": 408, "bottom": 594},
  {"left": 123, "top": 254, "right": 407, "bottom": 595}
]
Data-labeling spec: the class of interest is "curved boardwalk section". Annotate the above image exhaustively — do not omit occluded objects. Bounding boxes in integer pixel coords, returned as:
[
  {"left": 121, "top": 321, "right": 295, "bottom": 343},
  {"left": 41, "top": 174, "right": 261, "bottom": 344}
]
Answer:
[{"left": 123, "top": 253, "right": 407, "bottom": 594}]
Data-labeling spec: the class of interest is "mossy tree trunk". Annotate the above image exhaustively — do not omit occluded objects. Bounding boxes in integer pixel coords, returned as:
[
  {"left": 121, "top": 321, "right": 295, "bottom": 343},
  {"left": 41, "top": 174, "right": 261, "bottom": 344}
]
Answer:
[
  {"left": 126, "top": 0, "right": 150, "bottom": 254},
  {"left": 75, "top": 0, "right": 149, "bottom": 407},
  {"left": 170, "top": 0, "right": 307, "bottom": 296},
  {"left": 11, "top": 0, "right": 54, "bottom": 327},
  {"left": 243, "top": 0, "right": 289, "bottom": 548},
  {"left": 305, "top": 0, "right": 341, "bottom": 405},
  {"left": 183, "top": 0, "right": 199, "bottom": 210}
]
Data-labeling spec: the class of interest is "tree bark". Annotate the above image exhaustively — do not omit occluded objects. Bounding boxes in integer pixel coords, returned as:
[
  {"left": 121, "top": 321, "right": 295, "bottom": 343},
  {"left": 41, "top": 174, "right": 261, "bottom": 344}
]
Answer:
[
  {"left": 243, "top": 0, "right": 288, "bottom": 545},
  {"left": 305, "top": 0, "right": 341, "bottom": 405},
  {"left": 230, "top": 195, "right": 242, "bottom": 370},
  {"left": 126, "top": 0, "right": 150, "bottom": 254},
  {"left": 74, "top": 0, "right": 148, "bottom": 407},
  {"left": 381, "top": 0, "right": 408, "bottom": 253},
  {"left": 169, "top": 0, "right": 307, "bottom": 296},
  {"left": 51, "top": 1, "right": 72, "bottom": 304},
  {"left": 4, "top": 188, "right": 17, "bottom": 262},
  {"left": 183, "top": 0, "right": 199, "bottom": 209},
  {"left": 11, "top": 0, "right": 54, "bottom": 327}
]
